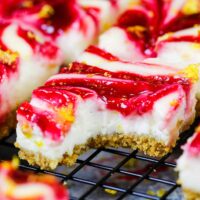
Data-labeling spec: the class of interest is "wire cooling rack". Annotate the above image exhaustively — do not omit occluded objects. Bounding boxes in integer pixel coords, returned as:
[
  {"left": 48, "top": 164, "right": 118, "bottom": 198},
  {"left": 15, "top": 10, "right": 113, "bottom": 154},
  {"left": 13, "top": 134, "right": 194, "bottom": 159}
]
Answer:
[{"left": 0, "top": 119, "right": 199, "bottom": 200}]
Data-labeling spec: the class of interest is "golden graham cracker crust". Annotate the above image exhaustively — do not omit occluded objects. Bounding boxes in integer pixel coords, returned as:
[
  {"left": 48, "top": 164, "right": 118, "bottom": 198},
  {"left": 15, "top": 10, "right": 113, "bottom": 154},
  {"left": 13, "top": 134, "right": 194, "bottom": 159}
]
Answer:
[
  {"left": 0, "top": 112, "right": 16, "bottom": 140},
  {"left": 183, "top": 189, "right": 200, "bottom": 200},
  {"left": 16, "top": 134, "right": 175, "bottom": 170}
]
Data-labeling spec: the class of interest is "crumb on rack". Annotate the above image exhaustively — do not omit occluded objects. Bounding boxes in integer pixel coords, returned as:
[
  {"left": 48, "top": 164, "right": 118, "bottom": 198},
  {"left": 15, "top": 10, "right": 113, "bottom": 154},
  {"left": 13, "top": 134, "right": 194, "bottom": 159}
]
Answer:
[{"left": 104, "top": 189, "right": 118, "bottom": 195}]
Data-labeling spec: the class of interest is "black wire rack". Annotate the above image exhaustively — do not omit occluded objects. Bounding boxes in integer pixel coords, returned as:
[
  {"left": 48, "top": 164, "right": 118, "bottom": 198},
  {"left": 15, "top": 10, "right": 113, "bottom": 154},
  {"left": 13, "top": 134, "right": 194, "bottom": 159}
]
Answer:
[{"left": 0, "top": 119, "right": 199, "bottom": 200}]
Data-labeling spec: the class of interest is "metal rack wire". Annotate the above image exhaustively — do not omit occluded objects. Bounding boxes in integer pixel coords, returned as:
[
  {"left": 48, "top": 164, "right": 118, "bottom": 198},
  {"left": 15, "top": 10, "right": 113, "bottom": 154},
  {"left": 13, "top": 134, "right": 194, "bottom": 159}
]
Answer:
[{"left": 0, "top": 119, "right": 199, "bottom": 200}]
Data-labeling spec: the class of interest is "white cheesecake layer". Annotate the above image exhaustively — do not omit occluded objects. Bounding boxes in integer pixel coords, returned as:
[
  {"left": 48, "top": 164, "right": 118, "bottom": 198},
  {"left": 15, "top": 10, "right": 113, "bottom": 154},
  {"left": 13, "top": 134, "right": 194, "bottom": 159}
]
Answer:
[
  {"left": 153, "top": 42, "right": 200, "bottom": 70},
  {"left": 177, "top": 152, "right": 200, "bottom": 193},
  {"left": 56, "top": 12, "right": 97, "bottom": 64},
  {"left": 16, "top": 88, "right": 187, "bottom": 160},
  {"left": 78, "top": 51, "right": 178, "bottom": 75},
  {"left": 98, "top": 27, "right": 145, "bottom": 62}
]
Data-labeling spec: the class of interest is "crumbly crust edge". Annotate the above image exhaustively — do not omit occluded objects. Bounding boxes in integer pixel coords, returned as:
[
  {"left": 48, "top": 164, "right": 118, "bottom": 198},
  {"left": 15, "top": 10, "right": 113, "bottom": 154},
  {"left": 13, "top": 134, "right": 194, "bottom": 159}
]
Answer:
[
  {"left": 183, "top": 189, "right": 200, "bottom": 200},
  {"left": 16, "top": 133, "right": 175, "bottom": 170}
]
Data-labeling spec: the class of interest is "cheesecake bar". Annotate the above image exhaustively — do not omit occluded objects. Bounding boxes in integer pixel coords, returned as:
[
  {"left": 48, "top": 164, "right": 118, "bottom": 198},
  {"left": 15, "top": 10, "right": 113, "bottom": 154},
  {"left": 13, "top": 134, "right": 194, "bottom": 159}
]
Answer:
[
  {"left": 16, "top": 46, "right": 199, "bottom": 169},
  {"left": 177, "top": 125, "right": 200, "bottom": 200},
  {"left": 98, "top": 0, "right": 200, "bottom": 67},
  {"left": 0, "top": 21, "right": 63, "bottom": 139},
  {"left": 0, "top": 159, "right": 69, "bottom": 200}
]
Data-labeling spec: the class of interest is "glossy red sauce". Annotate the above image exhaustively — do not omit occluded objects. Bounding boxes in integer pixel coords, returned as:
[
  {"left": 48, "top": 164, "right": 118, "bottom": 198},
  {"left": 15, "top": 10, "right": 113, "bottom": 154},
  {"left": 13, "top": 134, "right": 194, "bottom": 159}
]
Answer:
[
  {"left": 0, "top": 23, "right": 10, "bottom": 50},
  {"left": 17, "top": 25, "right": 60, "bottom": 59},
  {"left": 19, "top": 86, "right": 80, "bottom": 140},
  {"left": 118, "top": 9, "right": 152, "bottom": 46},
  {"left": 160, "top": 14, "right": 200, "bottom": 35},
  {"left": 86, "top": 46, "right": 119, "bottom": 61},
  {"left": 0, "top": 0, "right": 23, "bottom": 18},
  {"left": 18, "top": 102, "right": 62, "bottom": 141},
  {"left": 0, "top": 23, "right": 19, "bottom": 77},
  {"left": 117, "top": 8, "right": 158, "bottom": 56},
  {"left": 118, "top": 10, "right": 149, "bottom": 28},
  {"left": 158, "top": 35, "right": 200, "bottom": 44},
  {"left": 45, "top": 74, "right": 183, "bottom": 116},
  {"left": 63, "top": 62, "right": 187, "bottom": 83},
  {"left": 116, "top": 1, "right": 200, "bottom": 56},
  {"left": 63, "top": 62, "right": 191, "bottom": 94},
  {"left": 50, "top": 86, "right": 96, "bottom": 99},
  {"left": 83, "top": 7, "right": 100, "bottom": 32},
  {"left": 0, "top": 0, "right": 79, "bottom": 38},
  {"left": 63, "top": 61, "right": 191, "bottom": 113},
  {"left": 33, "top": 86, "right": 77, "bottom": 108},
  {"left": 106, "top": 84, "right": 181, "bottom": 115}
]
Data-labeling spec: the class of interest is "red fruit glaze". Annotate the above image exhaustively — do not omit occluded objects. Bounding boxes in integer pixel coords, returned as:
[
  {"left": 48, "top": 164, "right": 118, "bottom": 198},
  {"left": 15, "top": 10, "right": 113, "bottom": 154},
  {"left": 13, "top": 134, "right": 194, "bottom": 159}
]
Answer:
[
  {"left": 18, "top": 102, "right": 62, "bottom": 141},
  {"left": 0, "top": 0, "right": 23, "bottom": 18},
  {"left": 161, "top": 15, "right": 200, "bottom": 34},
  {"left": 105, "top": 84, "right": 182, "bottom": 115},
  {"left": 116, "top": 0, "right": 200, "bottom": 56},
  {"left": 0, "top": 24, "right": 19, "bottom": 77},
  {"left": 158, "top": 35, "right": 200, "bottom": 44},
  {"left": 83, "top": 7, "right": 100, "bottom": 31},
  {"left": 0, "top": 0, "right": 98, "bottom": 39},
  {"left": 44, "top": 86, "right": 96, "bottom": 99},
  {"left": 33, "top": 86, "right": 77, "bottom": 108},
  {"left": 0, "top": 23, "right": 10, "bottom": 50},
  {"left": 64, "top": 62, "right": 189, "bottom": 85},
  {"left": 0, "top": 0, "right": 79, "bottom": 37},
  {"left": 46, "top": 75, "right": 165, "bottom": 97},
  {"left": 61, "top": 49, "right": 192, "bottom": 113},
  {"left": 86, "top": 46, "right": 119, "bottom": 61},
  {"left": 118, "top": 9, "right": 153, "bottom": 51},
  {"left": 17, "top": 26, "right": 59, "bottom": 59},
  {"left": 45, "top": 75, "right": 184, "bottom": 116},
  {"left": 63, "top": 62, "right": 191, "bottom": 103}
]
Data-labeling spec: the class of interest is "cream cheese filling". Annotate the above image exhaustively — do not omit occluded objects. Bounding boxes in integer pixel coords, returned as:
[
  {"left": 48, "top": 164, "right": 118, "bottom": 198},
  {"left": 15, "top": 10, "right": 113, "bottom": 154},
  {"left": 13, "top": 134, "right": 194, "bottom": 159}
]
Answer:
[{"left": 16, "top": 89, "right": 187, "bottom": 161}]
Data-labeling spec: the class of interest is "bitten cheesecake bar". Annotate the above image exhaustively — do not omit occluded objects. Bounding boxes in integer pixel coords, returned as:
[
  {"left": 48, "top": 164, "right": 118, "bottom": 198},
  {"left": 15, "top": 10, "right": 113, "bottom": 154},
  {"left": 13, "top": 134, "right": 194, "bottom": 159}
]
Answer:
[
  {"left": 177, "top": 125, "right": 200, "bottom": 200},
  {"left": 0, "top": 159, "right": 69, "bottom": 200},
  {"left": 16, "top": 46, "right": 199, "bottom": 169}
]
